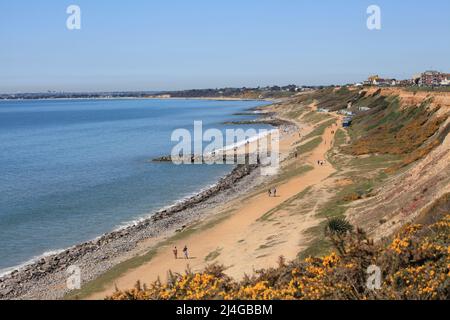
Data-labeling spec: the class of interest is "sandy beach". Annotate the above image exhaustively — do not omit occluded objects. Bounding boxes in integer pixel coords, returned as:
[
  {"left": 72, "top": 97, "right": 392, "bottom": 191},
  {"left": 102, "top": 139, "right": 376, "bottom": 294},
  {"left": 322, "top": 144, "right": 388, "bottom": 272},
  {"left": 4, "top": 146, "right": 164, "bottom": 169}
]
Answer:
[
  {"left": 82, "top": 103, "right": 342, "bottom": 299},
  {"left": 88, "top": 122, "right": 337, "bottom": 299}
]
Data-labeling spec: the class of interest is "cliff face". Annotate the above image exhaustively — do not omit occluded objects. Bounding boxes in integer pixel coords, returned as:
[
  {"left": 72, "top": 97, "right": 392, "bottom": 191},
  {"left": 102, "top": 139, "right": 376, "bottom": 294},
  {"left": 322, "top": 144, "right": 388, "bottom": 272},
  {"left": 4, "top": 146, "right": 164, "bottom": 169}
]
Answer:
[
  {"left": 268, "top": 86, "right": 450, "bottom": 248},
  {"left": 344, "top": 89, "right": 450, "bottom": 239}
]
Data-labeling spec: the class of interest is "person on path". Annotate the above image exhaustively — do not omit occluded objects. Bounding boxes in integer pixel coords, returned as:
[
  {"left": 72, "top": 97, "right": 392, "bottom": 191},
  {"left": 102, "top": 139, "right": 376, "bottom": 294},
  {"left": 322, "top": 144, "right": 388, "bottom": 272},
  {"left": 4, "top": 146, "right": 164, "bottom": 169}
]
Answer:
[
  {"left": 273, "top": 188, "right": 277, "bottom": 197},
  {"left": 268, "top": 189, "right": 272, "bottom": 197},
  {"left": 173, "top": 246, "right": 178, "bottom": 260},
  {"left": 183, "top": 245, "right": 189, "bottom": 259}
]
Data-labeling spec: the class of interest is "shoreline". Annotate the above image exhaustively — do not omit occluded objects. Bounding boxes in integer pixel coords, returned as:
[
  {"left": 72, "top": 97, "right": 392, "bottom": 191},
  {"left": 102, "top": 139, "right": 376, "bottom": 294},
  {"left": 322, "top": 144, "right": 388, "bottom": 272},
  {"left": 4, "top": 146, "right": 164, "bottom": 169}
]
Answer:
[{"left": 0, "top": 103, "right": 296, "bottom": 300}]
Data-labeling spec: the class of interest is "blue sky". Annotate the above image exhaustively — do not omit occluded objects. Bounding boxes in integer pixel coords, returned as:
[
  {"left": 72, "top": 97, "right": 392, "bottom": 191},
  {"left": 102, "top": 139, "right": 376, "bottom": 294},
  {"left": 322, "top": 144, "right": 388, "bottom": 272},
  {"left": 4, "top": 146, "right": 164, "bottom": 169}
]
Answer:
[{"left": 1, "top": 0, "right": 450, "bottom": 93}]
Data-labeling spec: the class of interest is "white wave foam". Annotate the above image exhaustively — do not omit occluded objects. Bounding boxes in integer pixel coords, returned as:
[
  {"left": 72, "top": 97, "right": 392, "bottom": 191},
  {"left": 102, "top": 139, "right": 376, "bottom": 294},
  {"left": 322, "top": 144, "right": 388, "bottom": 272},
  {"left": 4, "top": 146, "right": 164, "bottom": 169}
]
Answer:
[
  {"left": 206, "top": 128, "right": 278, "bottom": 156},
  {"left": 0, "top": 249, "right": 65, "bottom": 278}
]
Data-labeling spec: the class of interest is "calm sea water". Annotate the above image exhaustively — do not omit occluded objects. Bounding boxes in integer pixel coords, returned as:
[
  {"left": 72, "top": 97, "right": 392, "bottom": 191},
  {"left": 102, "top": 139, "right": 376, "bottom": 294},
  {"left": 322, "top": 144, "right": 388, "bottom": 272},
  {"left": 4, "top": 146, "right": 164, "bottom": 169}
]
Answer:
[{"left": 0, "top": 98, "right": 269, "bottom": 273}]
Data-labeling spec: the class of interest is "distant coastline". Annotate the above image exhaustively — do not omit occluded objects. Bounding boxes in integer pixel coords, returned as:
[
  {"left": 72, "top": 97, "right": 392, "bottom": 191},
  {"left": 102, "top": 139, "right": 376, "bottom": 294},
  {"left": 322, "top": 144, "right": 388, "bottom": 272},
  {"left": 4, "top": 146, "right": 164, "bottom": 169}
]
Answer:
[
  {"left": 0, "top": 85, "right": 312, "bottom": 102},
  {"left": 0, "top": 96, "right": 273, "bottom": 103}
]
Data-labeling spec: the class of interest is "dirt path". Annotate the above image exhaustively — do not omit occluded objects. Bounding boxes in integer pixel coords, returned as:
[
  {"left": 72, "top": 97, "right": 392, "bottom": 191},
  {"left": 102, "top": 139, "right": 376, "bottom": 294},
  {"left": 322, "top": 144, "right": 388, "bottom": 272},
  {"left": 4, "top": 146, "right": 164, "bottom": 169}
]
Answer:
[{"left": 88, "top": 119, "right": 339, "bottom": 299}]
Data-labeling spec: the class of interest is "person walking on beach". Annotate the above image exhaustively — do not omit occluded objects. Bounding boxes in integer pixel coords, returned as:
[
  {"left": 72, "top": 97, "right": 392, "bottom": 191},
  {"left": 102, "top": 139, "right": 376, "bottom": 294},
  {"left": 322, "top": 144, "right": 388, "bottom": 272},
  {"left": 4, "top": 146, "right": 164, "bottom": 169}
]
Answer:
[
  {"left": 268, "top": 189, "right": 272, "bottom": 197},
  {"left": 273, "top": 188, "right": 277, "bottom": 197},
  {"left": 183, "top": 245, "right": 189, "bottom": 259},
  {"left": 173, "top": 246, "right": 178, "bottom": 260}
]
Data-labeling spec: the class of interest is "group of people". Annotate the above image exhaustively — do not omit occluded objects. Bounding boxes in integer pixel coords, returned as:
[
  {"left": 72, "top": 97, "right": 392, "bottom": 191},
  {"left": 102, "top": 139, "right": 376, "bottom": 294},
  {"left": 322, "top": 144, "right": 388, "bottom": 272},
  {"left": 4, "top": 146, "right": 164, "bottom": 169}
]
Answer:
[
  {"left": 268, "top": 187, "right": 278, "bottom": 197},
  {"left": 317, "top": 160, "right": 326, "bottom": 166},
  {"left": 173, "top": 245, "right": 189, "bottom": 260}
]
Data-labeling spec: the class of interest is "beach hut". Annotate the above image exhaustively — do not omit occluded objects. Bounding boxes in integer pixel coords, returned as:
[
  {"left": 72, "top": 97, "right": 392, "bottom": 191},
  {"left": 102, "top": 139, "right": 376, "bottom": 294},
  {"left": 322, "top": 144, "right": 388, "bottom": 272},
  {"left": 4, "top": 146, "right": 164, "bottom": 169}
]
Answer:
[{"left": 342, "top": 116, "right": 353, "bottom": 128}]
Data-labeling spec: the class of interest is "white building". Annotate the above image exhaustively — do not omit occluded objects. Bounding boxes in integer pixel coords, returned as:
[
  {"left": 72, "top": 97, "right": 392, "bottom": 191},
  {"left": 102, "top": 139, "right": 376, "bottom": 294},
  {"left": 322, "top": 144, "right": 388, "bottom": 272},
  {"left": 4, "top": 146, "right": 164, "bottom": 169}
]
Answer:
[{"left": 441, "top": 78, "right": 450, "bottom": 86}]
